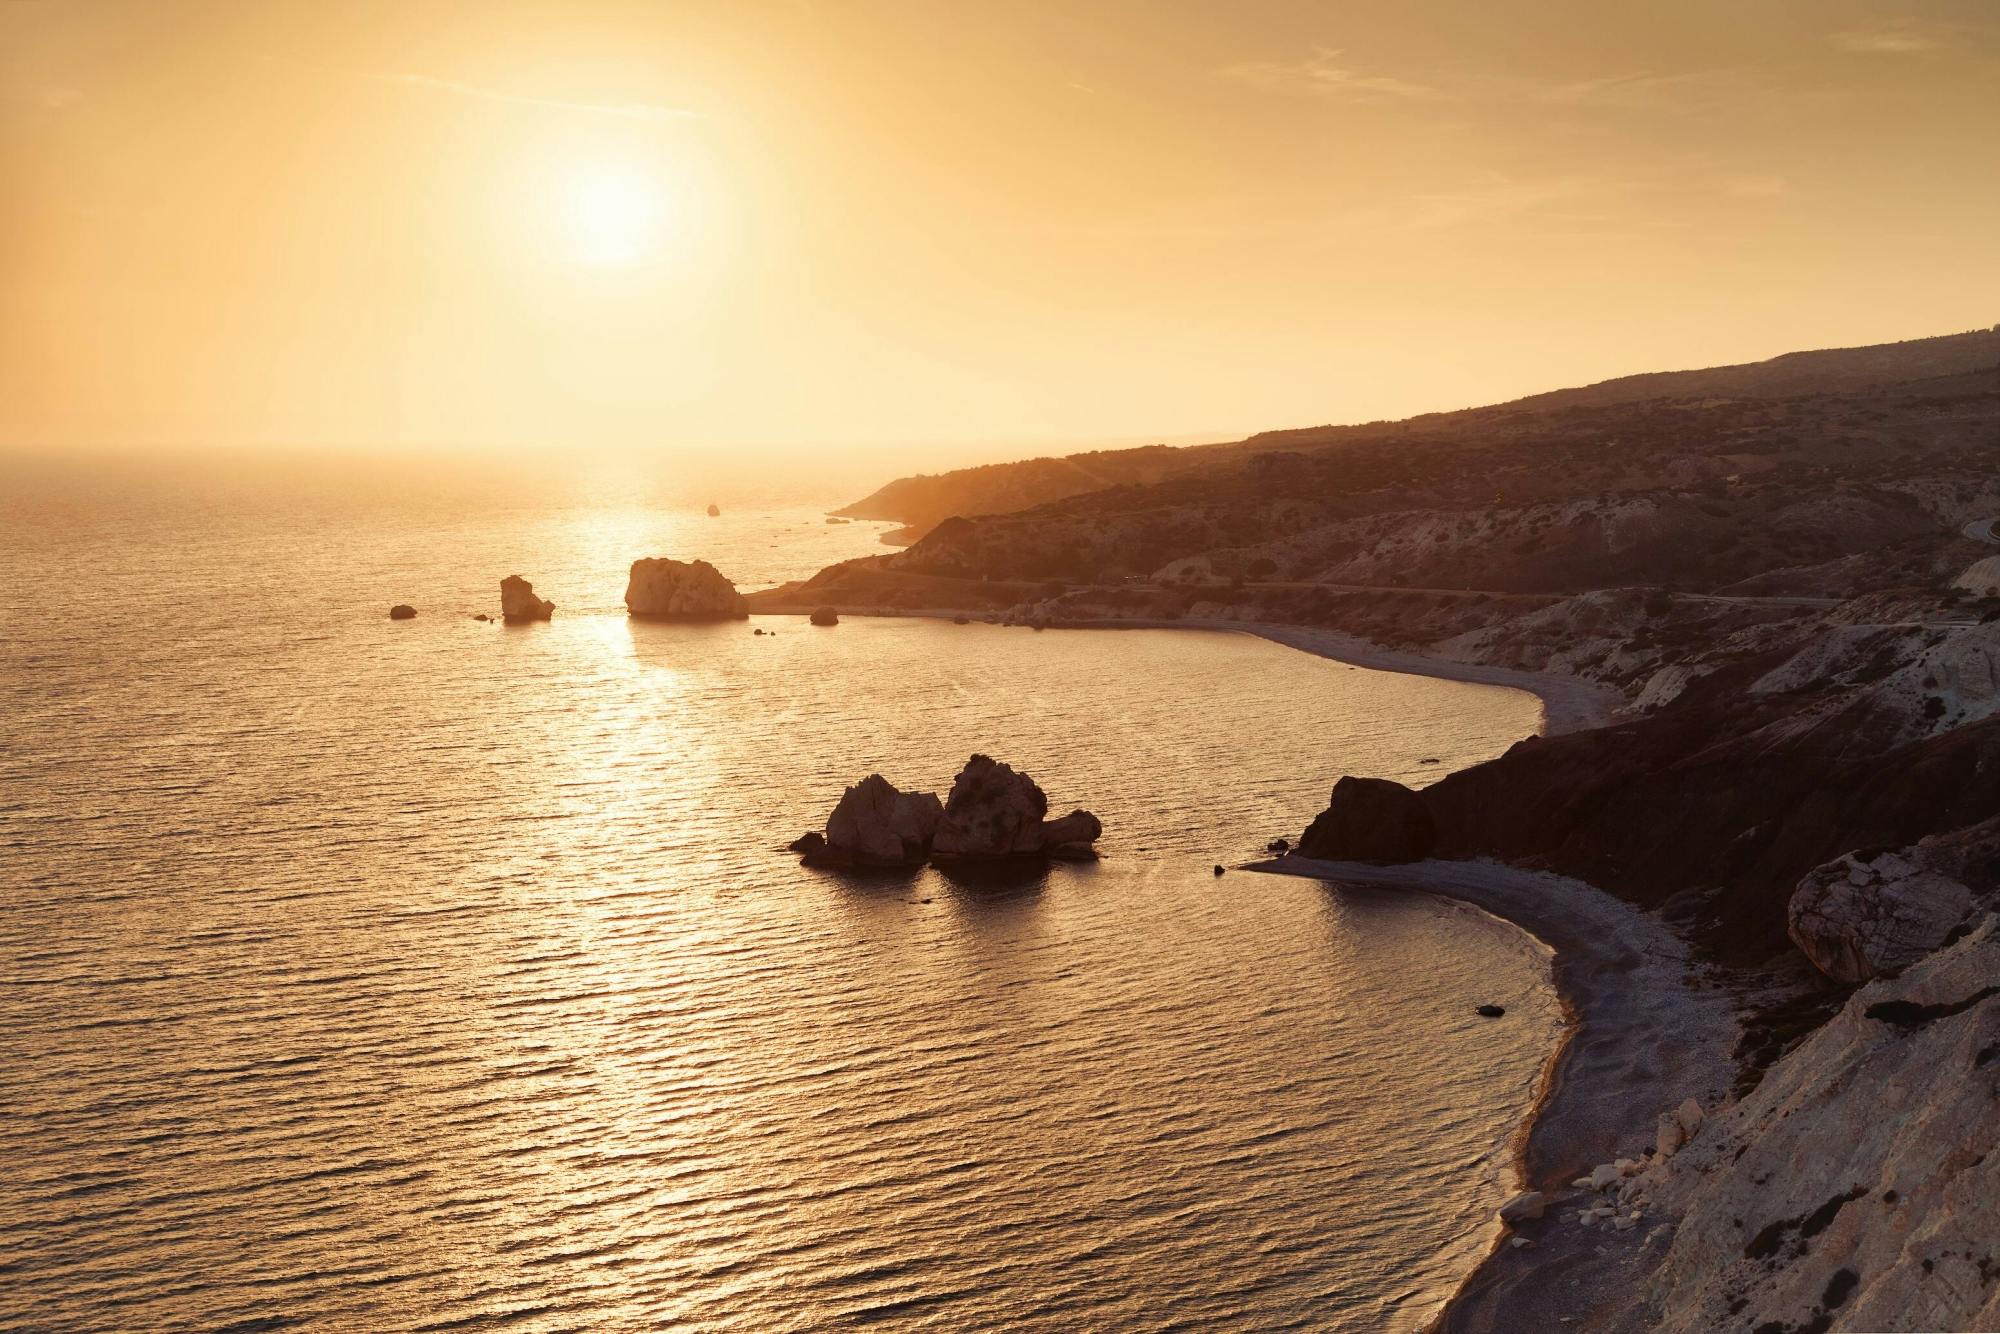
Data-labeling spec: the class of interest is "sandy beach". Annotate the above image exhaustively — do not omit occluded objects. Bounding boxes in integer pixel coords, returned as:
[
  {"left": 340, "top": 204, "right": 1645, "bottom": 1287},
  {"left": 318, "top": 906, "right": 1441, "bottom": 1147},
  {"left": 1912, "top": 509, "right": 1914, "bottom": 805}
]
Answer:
[{"left": 1249, "top": 856, "right": 1741, "bottom": 1333}]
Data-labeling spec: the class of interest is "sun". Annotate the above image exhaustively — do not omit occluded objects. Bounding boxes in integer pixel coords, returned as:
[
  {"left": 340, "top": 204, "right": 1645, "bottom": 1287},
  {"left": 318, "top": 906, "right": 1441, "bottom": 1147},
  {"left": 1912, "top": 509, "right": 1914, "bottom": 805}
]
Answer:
[{"left": 561, "top": 160, "right": 670, "bottom": 267}]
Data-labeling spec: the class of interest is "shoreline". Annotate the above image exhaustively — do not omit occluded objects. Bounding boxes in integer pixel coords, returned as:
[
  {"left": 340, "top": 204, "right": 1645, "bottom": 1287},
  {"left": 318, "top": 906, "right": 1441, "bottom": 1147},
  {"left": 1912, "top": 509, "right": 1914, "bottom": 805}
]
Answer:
[
  {"left": 743, "top": 607, "right": 1627, "bottom": 737},
  {"left": 1247, "top": 857, "right": 1740, "bottom": 1334}
]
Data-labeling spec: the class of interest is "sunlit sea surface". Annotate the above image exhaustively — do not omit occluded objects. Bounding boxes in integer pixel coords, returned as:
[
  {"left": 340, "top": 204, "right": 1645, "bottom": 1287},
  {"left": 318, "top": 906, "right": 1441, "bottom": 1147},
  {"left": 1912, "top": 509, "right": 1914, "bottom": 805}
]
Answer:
[{"left": 2, "top": 468, "right": 1558, "bottom": 1332}]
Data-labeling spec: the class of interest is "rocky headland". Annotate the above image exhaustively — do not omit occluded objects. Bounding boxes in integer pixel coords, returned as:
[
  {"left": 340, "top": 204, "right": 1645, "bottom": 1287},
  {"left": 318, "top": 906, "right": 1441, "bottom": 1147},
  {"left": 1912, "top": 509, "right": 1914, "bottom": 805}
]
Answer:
[{"left": 763, "top": 323, "right": 2000, "bottom": 1331}]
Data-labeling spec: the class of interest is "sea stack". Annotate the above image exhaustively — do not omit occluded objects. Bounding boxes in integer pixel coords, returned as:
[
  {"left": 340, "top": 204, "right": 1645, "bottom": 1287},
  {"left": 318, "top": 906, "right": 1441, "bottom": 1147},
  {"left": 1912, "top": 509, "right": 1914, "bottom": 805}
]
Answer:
[
  {"left": 499, "top": 575, "right": 555, "bottom": 623},
  {"left": 810, "top": 607, "right": 840, "bottom": 626},
  {"left": 793, "top": 755, "right": 1101, "bottom": 866},
  {"left": 624, "top": 558, "right": 749, "bottom": 620}
]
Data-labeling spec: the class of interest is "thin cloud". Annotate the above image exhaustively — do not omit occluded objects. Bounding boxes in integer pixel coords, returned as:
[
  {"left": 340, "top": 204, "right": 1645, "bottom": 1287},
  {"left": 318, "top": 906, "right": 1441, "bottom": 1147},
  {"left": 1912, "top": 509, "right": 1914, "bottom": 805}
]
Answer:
[
  {"left": 370, "top": 72, "right": 701, "bottom": 122},
  {"left": 1218, "top": 47, "right": 1444, "bottom": 101},
  {"left": 1827, "top": 21, "right": 1944, "bottom": 54}
]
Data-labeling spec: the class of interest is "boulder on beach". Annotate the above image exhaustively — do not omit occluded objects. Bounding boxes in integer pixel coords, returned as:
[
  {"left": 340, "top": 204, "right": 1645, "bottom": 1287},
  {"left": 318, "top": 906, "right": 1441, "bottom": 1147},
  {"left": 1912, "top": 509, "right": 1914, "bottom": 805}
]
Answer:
[
  {"left": 388, "top": 604, "right": 417, "bottom": 620},
  {"left": 499, "top": 575, "right": 555, "bottom": 624},
  {"left": 1786, "top": 848, "right": 1973, "bottom": 982},
  {"left": 1296, "top": 776, "right": 1436, "bottom": 863},
  {"left": 810, "top": 607, "right": 840, "bottom": 627},
  {"left": 624, "top": 557, "right": 749, "bottom": 620},
  {"left": 1498, "top": 1191, "right": 1546, "bottom": 1224}
]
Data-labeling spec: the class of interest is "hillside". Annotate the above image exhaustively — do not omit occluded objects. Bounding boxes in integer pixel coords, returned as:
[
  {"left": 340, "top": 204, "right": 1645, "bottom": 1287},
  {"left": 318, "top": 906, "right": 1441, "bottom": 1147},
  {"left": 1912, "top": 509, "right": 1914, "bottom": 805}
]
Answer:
[{"left": 830, "top": 327, "right": 2000, "bottom": 544}]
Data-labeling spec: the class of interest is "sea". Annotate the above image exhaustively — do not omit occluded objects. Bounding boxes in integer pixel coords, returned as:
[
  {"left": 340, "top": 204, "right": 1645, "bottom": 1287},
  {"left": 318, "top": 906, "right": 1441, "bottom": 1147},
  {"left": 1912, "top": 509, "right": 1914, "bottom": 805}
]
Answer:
[{"left": 1, "top": 457, "right": 1560, "bottom": 1332}]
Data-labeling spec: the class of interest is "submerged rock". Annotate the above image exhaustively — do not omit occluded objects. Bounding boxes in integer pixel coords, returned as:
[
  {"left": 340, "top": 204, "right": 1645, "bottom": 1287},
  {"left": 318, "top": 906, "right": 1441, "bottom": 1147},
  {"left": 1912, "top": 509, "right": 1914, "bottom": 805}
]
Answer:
[
  {"left": 810, "top": 607, "right": 840, "bottom": 627},
  {"left": 1787, "top": 849, "right": 1974, "bottom": 983},
  {"left": 499, "top": 575, "right": 554, "bottom": 623},
  {"left": 1296, "top": 776, "right": 1436, "bottom": 863},
  {"left": 388, "top": 604, "right": 417, "bottom": 620},
  {"left": 624, "top": 557, "right": 749, "bottom": 620}
]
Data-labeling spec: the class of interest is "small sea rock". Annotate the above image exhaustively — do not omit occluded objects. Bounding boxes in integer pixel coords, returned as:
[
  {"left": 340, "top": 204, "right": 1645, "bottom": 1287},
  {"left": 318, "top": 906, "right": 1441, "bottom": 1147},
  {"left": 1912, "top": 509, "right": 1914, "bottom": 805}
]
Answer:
[
  {"left": 389, "top": 604, "right": 417, "bottom": 620},
  {"left": 1476, "top": 1004, "right": 1506, "bottom": 1018}
]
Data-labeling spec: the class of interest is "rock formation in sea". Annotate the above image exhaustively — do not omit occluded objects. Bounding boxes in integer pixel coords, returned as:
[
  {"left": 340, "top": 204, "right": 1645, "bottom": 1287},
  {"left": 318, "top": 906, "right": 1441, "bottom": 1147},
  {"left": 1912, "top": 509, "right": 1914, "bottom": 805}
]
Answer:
[
  {"left": 706, "top": 503, "right": 721, "bottom": 517},
  {"left": 932, "top": 754, "right": 1101, "bottom": 861},
  {"left": 499, "top": 575, "right": 554, "bottom": 623},
  {"left": 1295, "top": 776, "right": 1435, "bottom": 863},
  {"left": 820, "top": 775, "right": 943, "bottom": 867},
  {"left": 388, "top": 604, "right": 417, "bottom": 620},
  {"left": 810, "top": 607, "right": 839, "bottom": 626},
  {"left": 624, "top": 558, "right": 749, "bottom": 620},
  {"left": 792, "top": 755, "right": 1100, "bottom": 866}
]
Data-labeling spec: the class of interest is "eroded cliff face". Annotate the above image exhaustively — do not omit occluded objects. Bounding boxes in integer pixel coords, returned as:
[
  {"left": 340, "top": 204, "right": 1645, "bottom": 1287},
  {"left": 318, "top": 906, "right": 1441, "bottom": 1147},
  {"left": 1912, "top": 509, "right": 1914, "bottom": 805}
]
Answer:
[{"left": 1636, "top": 916, "right": 2000, "bottom": 1333}]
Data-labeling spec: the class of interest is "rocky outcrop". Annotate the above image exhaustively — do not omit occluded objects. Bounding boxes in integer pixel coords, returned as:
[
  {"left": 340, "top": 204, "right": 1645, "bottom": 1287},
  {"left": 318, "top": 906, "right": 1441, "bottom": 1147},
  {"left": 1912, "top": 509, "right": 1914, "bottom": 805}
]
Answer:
[
  {"left": 793, "top": 755, "right": 1101, "bottom": 867},
  {"left": 1636, "top": 915, "right": 2000, "bottom": 1333},
  {"left": 500, "top": 575, "right": 554, "bottom": 623},
  {"left": 1295, "top": 776, "right": 1436, "bottom": 863},
  {"left": 624, "top": 558, "right": 749, "bottom": 620},
  {"left": 817, "top": 775, "right": 943, "bottom": 867},
  {"left": 810, "top": 607, "right": 840, "bottom": 626},
  {"left": 933, "top": 755, "right": 1101, "bottom": 860},
  {"left": 1787, "top": 849, "right": 1975, "bottom": 983},
  {"left": 1953, "top": 553, "right": 2000, "bottom": 596},
  {"left": 389, "top": 604, "right": 417, "bottom": 620}
]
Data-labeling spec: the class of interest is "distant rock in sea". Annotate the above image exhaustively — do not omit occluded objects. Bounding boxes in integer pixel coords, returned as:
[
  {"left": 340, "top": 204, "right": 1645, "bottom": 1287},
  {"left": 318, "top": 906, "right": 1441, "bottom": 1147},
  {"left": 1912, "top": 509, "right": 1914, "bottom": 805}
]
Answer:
[
  {"left": 388, "top": 604, "right": 417, "bottom": 620},
  {"left": 499, "top": 575, "right": 554, "bottom": 624},
  {"left": 825, "top": 517, "right": 850, "bottom": 524},
  {"left": 706, "top": 503, "right": 721, "bottom": 517},
  {"left": 1296, "top": 776, "right": 1435, "bottom": 863},
  {"left": 810, "top": 607, "right": 839, "bottom": 626},
  {"left": 625, "top": 558, "right": 749, "bottom": 620},
  {"left": 793, "top": 754, "right": 1101, "bottom": 867}
]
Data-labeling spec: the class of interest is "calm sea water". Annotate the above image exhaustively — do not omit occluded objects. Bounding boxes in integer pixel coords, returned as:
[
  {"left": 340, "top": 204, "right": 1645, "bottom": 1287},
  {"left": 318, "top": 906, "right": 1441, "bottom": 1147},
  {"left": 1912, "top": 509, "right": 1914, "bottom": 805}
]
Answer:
[{"left": 2, "top": 465, "right": 1557, "bottom": 1332}]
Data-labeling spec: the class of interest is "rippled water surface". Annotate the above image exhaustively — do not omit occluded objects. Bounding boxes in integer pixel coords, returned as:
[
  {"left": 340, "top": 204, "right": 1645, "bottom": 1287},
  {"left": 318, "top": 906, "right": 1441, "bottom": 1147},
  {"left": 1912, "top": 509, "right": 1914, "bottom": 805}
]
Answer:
[{"left": 2, "top": 471, "right": 1559, "bottom": 1332}]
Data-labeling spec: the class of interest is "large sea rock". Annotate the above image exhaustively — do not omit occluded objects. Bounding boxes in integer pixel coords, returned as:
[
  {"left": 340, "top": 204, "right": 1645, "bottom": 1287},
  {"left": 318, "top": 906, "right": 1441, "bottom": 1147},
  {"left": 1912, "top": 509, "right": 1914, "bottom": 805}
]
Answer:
[
  {"left": 1787, "top": 848, "right": 1975, "bottom": 982},
  {"left": 822, "top": 774, "right": 943, "bottom": 867},
  {"left": 624, "top": 558, "right": 749, "bottom": 620},
  {"left": 1296, "top": 775, "right": 1436, "bottom": 863},
  {"left": 500, "top": 575, "right": 554, "bottom": 623},
  {"left": 792, "top": 755, "right": 1101, "bottom": 866},
  {"left": 932, "top": 754, "right": 1101, "bottom": 861}
]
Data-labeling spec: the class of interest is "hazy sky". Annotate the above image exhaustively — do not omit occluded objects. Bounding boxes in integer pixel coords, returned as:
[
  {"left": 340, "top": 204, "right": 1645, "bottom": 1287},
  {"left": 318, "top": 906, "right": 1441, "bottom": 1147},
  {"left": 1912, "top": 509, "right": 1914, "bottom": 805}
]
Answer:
[{"left": 4, "top": 0, "right": 1997, "bottom": 462}]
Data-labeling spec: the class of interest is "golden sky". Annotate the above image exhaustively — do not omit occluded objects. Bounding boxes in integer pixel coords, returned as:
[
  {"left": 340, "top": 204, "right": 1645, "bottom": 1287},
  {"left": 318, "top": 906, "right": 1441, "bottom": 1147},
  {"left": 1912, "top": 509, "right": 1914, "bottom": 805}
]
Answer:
[{"left": 3, "top": 0, "right": 1997, "bottom": 463}]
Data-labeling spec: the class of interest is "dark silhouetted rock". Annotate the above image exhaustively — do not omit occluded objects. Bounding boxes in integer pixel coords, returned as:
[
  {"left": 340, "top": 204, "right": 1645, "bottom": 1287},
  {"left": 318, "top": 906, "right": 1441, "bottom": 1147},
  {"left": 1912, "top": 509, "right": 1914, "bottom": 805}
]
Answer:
[
  {"left": 473, "top": 613, "right": 492, "bottom": 622},
  {"left": 624, "top": 558, "right": 748, "bottom": 620},
  {"left": 1267, "top": 837, "right": 1291, "bottom": 853},
  {"left": 932, "top": 754, "right": 1101, "bottom": 861},
  {"left": 389, "top": 604, "right": 417, "bottom": 620},
  {"left": 789, "top": 831, "right": 828, "bottom": 857},
  {"left": 1213, "top": 864, "right": 1226, "bottom": 876},
  {"left": 500, "top": 575, "right": 554, "bottom": 623},
  {"left": 1297, "top": 776, "right": 1436, "bottom": 863},
  {"left": 824, "top": 775, "right": 944, "bottom": 867},
  {"left": 810, "top": 607, "right": 840, "bottom": 626},
  {"left": 1476, "top": 1004, "right": 1506, "bottom": 1017}
]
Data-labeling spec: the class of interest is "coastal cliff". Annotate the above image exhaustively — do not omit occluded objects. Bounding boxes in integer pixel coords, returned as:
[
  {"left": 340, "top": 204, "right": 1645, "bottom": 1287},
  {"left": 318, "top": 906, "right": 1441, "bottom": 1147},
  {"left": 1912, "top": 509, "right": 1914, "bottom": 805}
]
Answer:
[{"left": 771, "top": 322, "right": 2000, "bottom": 1332}]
